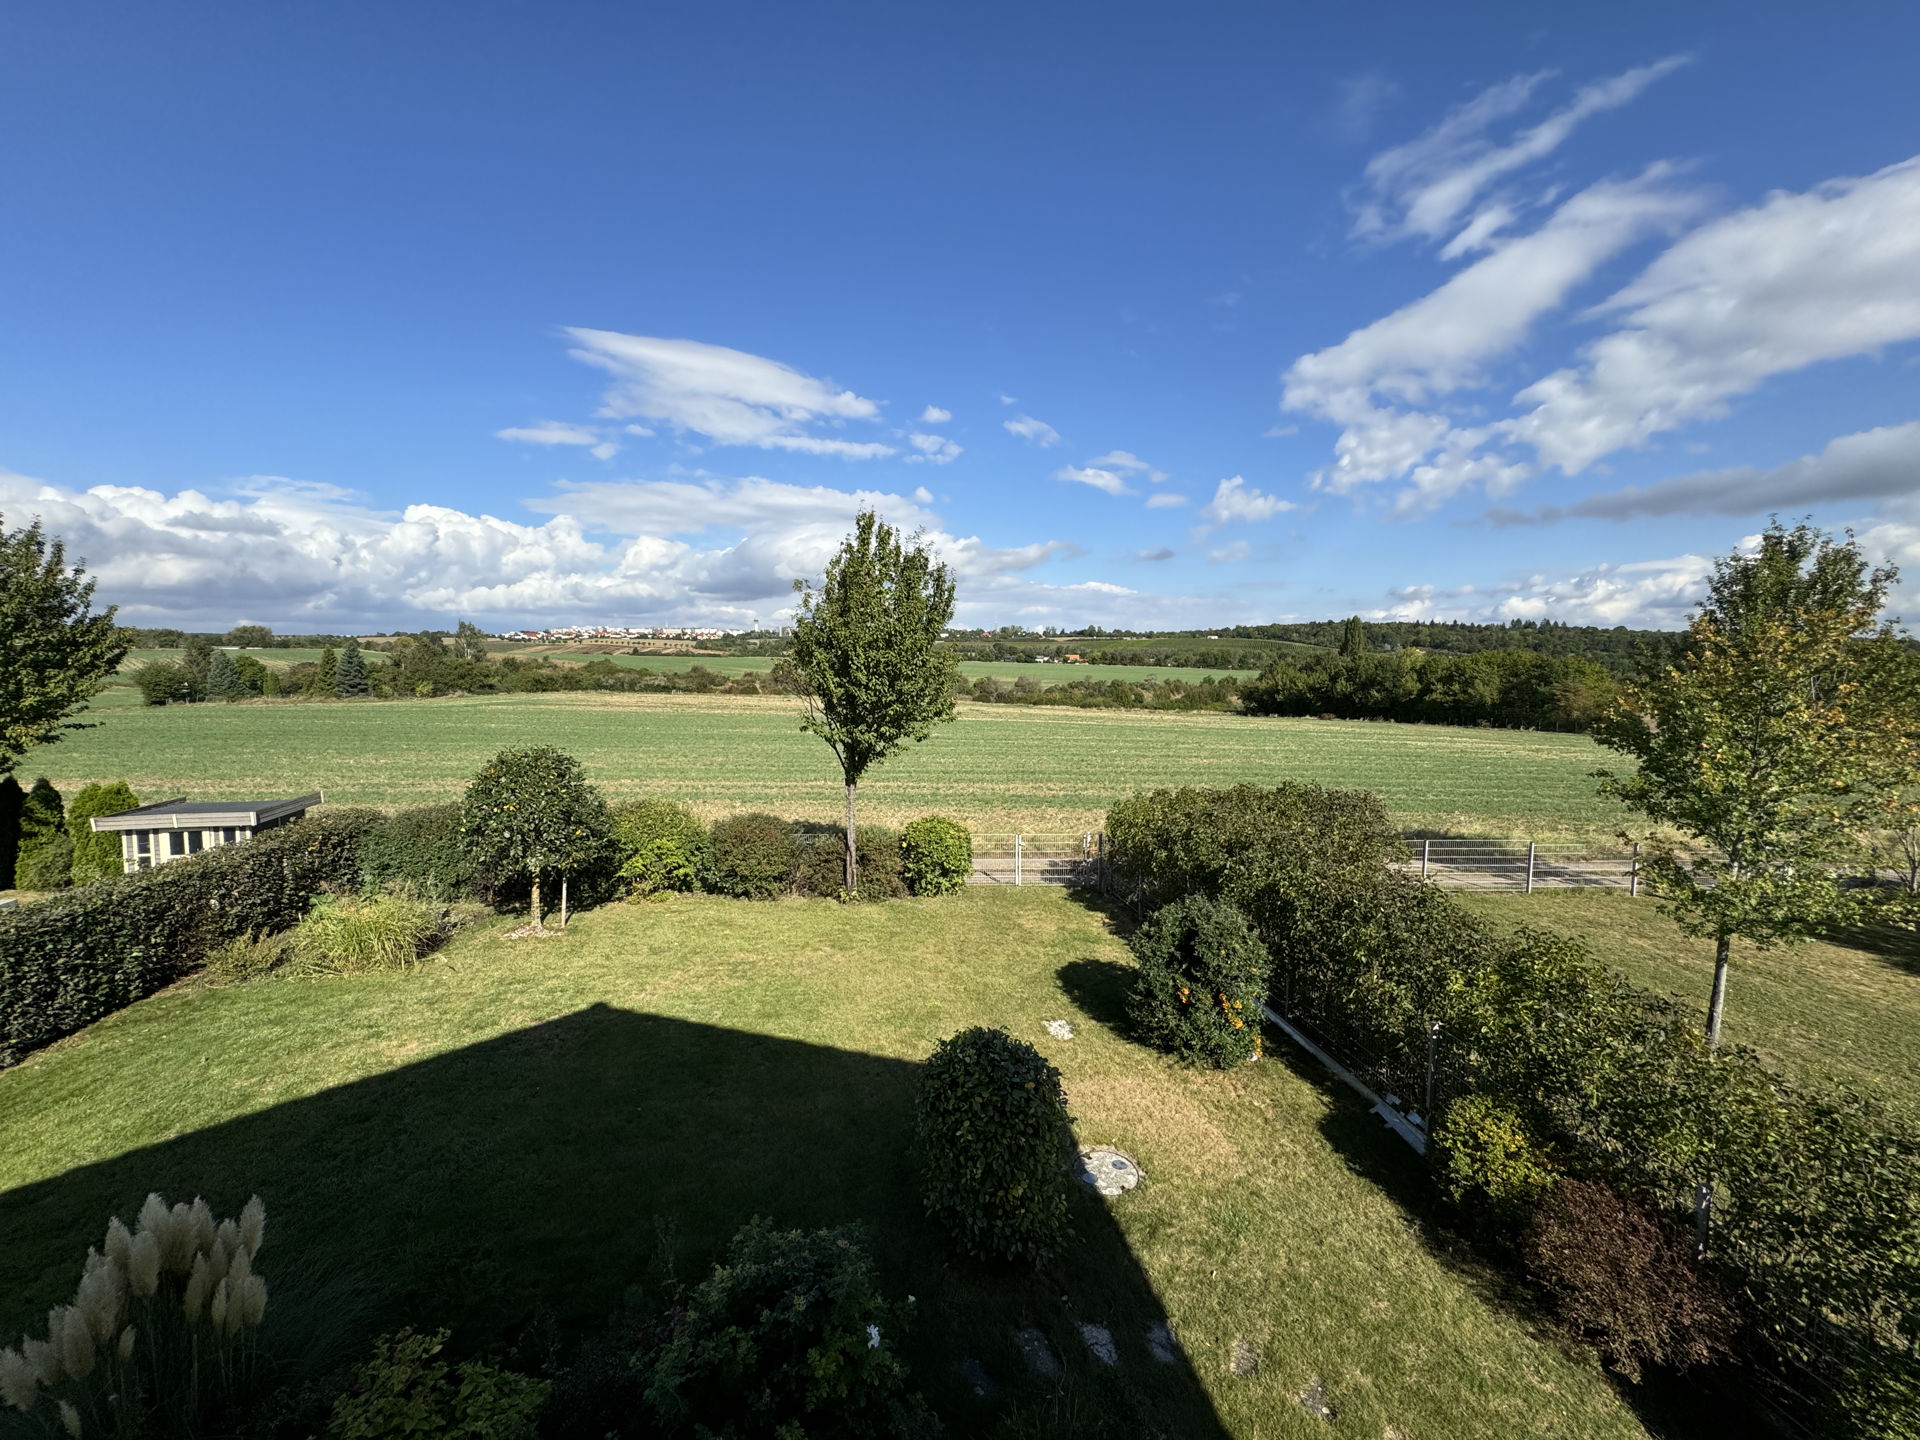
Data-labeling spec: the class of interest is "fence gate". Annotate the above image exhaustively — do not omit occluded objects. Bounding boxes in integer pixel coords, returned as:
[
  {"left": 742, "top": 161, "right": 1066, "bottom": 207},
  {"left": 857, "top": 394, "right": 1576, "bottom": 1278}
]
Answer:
[{"left": 969, "top": 833, "right": 1106, "bottom": 887}]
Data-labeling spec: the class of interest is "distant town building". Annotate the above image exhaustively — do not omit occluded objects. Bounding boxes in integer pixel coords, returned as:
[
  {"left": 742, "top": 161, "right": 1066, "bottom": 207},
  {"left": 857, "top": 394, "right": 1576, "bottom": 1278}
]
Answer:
[{"left": 91, "top": 793, "right": 323, "bottom": 873}]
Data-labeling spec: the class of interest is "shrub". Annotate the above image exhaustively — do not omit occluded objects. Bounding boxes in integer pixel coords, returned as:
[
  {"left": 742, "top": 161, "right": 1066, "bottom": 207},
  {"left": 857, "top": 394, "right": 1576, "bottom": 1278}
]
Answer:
[
  {"left": 0, "top": 776, "right": 21, "bottom": 890},
  {"left": 0, "top": 1192, "right": 271, "bottom": 1437},
  {"left": 290, "top": 893, "right": 442, "bottom": 975},
  {"left": 0, "top": 809, "right": 375, "bottom": 1065},
  {"left": 135, "top": 660, "right": 199, "bottom": 705},
  {"left": 206, "top": 648, "right": 248, "bottom": 700},
  {"left": 1524, "top": 1180, "right": 1735, "bottom": 1382},
  {"left": 329, "top": 1328, "right": 547, "bottom": 1440},
  {"left": 202, "top": 929, "right": 295, "bottom": 985},
  {"left": 1126, "top": 894, "right": 1271, "bottom": 1068},
  {"left": 900, "top": 817, "right": 971, "bottom": 896},
  {"left": 794, "top": 823, "right": 907, "bottom": 900},
  {"left": 359, "top": 804, "right": 474, "bottom": 900},
  {"left": 612, "top": 798, "right": 711, "bottom": 896},
  {"left": 644, "top": 1218, "right": 936, "bottom": 1439},
  {"left": 707, "top": 812, "right": 798, "bottom": 899},
  {"left": 916, "top": 1027, "right": 1072, "bottom": 1265},
  {"left": 64, "top": 780, "right": 140, "bottom": 885},
  {"left": 460, "top": 748, "right": 616, "bottom": 926},
  {"left": 14, "top": 776, "right": 71, "bottom": 890},
  {"left": 1432, "top": 1095, "right": 1556, "bottom": 1232}
]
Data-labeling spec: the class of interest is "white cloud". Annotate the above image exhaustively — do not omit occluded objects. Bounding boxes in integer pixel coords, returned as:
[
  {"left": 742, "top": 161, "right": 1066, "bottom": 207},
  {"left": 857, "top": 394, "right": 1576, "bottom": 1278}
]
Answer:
[
  {"left": 1134, "top": 546, "right": 1175, "bottom": 562},
  {"left": 1493, "top": 421, "right": 1920, "bottom": 524},
  {"left": 496, "top": 421, "right": 603, "bottom": 447},
  {"left": 1207, "top": 541, "right": 1252, "bottom": 564},
  {"left": 590, "top": 441, "right": 620, "bottom": 461},
  {"left": 998, "top": 393, "right": 1018, "bottom": 406},
  {"left": 1332, "top": 73, "right": 1400, "bottom": 143},
  {"left": 1351, "top": 58, "right": 1689, "bottom": 247},
  {"left": 1005, "top": 414, "right": 1061, "bottom": 447},
  {"left": 562, "top": 329, "right": 894, "bottom": 458},
  {"left": 1088, "top": 450, "right": 1169, "bottom": 482},
  {"left": 1505, "top": 156, "right": 1920, "bottom": 473},
  {"left": 1379, "top": 551, "right": 1712, "bottom": 628},
  {"left": 906, "top": 432, "right": 962, "bottom": 464},
  {"left": 1145, "top": 493, "right": 1188, "bottom": 509},
  {"left": 1055, "top": 465, "right": 1131, "bottom": 496},
  {"left": 919, "top": 405, "right": 952, "bottom": 423},
  {"left": 1199, "top": 475, "right": 1296, "bottom": 527}
]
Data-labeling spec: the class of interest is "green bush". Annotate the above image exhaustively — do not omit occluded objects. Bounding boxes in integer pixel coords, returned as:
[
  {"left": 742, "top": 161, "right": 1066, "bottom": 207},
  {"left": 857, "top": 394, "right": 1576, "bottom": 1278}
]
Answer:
[
  {"left": 612, "top": 798, "right": 711, "bottom": 895},
  {"left": 460, "top": 748, "right": 616, "bottom": 924},
  {"left": 707, "top": 812, "right": 798, "bottom": 899},
  {"left": 135, "top": 659, "right": 199, "bottom": 705},
  {"left": 0, "top": 776, "right": 21, "bottom": 890},
  {"left": 329, "top": 1328, "right": 547, "bottom": 1440},
  {"left": 793, "top": 824, "right": 907, "bottom": 900},
  {"left": 916, "top": 1026, "right": 1072, "bottom": 1265},
  {"left": 14, "top": 777, "right": 71, "bottom": 891},
  {"left": 1432, "top": 1094, "right": 1556, "bottom": 1231},
  {"left": 290, "top": 893, "right": 442, "bottom": 974},
  {"left": 0, "top": 809, "right": 375, "bottom": 1065},
  {"left": 202, "top": 929, "right": 295, "bottom": 985},
  {"left": 1126, "top": 894, "right": 1271, "bottom": 1068},
  {"left": 65, "top": 780, "right": 140, "bottom": 885},
  {"left": 644, "top": 1218, "right": 936, "bottom": 1439},
  {"left": 900, "top": 817, "right": 971, "bottom": 896},
  {"left": 359, "top": 804, "right": 474, "bottom": 900}
]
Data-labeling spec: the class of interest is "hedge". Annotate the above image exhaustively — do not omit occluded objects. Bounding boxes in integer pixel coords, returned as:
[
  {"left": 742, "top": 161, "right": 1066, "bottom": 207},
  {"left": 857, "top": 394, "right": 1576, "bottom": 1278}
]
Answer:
[{"left": 0, "top": 809, "right": 375, "bottom": 1066}]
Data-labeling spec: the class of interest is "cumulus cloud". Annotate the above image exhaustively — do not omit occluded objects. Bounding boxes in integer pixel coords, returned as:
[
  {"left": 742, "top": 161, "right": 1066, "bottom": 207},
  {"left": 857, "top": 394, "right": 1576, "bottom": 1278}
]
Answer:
[
  {"left": 1199, "top": 475, "right": 1295, "bottom": 527},
  {"left": 1505, "top": 156, "right": 1920, "bottom": 473},
  {"left": 1380, "top": 551, "right": 1713, "bottom": 627},
  {"left": 918, "top": 405, "right": 952, "bottom": 423},
  {"left": 1133, "top": 546, "right": 1175, "bottom": 562},
  {"left": 563, "top": 329, "right": 894, "bottom": 458},
  {"left": 1088, "top": 450, "right": 1169, "bottom": 482},
  {"left": 1056, "top": 465, "right": 1131, "bottom": 496},
  {"left": 906, "top": 432, "right": 963, "bottom": 464},
  {"left": 1490, "top": 421, "right": 1920, "bottom": 524},
  {"left": 496, "top": 421, "right": 604, "bottom": 447},
  {"left": 1004, "top": 414, "right": 1061, "bottom": 447},
  {"left": 1351, "top": 58, "right": 1689, "bottom": 247}
]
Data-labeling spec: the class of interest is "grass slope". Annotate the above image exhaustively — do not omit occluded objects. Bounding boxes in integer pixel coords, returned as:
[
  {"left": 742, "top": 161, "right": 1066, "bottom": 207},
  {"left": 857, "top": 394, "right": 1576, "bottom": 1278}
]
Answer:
[
  {"left": 1462, "top": 891, "right": 1920, "bottom": 1107},
  {"left": 0, "top": 888, "right": 1650, "bottom": 1439},
  {"left": 43, "top": 692, "right": 1626, "bottom": 837}
]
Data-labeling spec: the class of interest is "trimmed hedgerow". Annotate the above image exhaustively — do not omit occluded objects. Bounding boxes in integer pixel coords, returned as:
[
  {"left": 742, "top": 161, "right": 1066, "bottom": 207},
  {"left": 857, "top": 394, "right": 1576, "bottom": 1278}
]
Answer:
[
  {"left": 644, "top": 1217, "right": 936, "bottom": 1439},
  {"left": 916, "top": 1026, "right": 1072, "bottom": 1266},
  {"left": 706, "top": 813, "right": 798, "bottom": 900},
  {"left": 793, "top": 824, "right": 907, "bottom": 900},
  {"left": 1127, "top": 893, "right": 1271, "bottom": 1068},
  {"left": 612, "top": 798, "right": 711, "bottom": 896},
  {"left": 900, "top": 817, "right": 971, "bottom": 896},
  {"left": 0, "top": 809, "right": 375, "bottom": 1066},
  {"left": 357, "top": 804, "right": 474, "bottom": 900}
]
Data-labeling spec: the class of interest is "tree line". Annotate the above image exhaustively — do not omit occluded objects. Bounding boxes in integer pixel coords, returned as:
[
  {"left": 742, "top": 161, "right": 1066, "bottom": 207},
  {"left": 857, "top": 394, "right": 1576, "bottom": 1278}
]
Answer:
[{"left": 1239, "top": 646, "right": 1619, "bottom": 730}]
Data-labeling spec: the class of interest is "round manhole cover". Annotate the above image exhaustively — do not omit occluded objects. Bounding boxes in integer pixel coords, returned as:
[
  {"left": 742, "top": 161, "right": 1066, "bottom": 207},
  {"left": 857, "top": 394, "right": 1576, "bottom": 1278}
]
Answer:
[{"left": 1075, "top": 1146, "right": 1142, "bottom": 1197}]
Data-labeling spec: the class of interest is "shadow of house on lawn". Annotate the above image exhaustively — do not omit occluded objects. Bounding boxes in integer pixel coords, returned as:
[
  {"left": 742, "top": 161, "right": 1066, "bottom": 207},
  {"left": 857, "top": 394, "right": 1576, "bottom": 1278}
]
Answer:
[{"left": 0, "top": 1004, "right": 1229, "bottom": 1436}]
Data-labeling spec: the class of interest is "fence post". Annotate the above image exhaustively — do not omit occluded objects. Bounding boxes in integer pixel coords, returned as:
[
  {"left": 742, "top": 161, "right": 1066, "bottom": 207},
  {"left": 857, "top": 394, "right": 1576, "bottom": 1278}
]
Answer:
[
  {"left": 1014, "top": 834, "right": 1022, "bottom": 887},
  {"left": 1630, "top": 843, "right": 1640, "bottom": 898},
  {"left": 1423, "top": 1019, "right": 1441, "bottom": 1125},
  {"left": 1422, "top": 839, "right": 1430, "bottom": 879},
  {"left": 1525, "top": 842, "right": 1536, "bottom": 894}
]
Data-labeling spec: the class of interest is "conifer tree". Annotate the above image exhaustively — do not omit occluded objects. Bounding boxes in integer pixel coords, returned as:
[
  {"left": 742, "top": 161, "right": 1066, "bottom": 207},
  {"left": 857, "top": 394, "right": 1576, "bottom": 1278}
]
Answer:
[
  {"left": 311, "top": 646, "right": 339, "bottom": 697},
  {"left": 14, "top": 776, "right": 71, "bottom": 890},
  {"left": 206, "top": 649, "right": 247, "bottom": 701},
  {"left": 336, "top": 641, "right": 370, "bottom": 697},
  {"left": 66, "top": 779, "right": 139, "bottom": 883}
]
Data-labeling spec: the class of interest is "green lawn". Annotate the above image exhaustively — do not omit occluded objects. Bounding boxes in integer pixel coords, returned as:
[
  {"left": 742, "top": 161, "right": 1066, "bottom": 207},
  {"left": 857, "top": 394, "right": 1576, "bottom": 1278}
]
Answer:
[
  {"left": 1461, "top": 891, "right": 1920, "bottom": 1109},
  {"left": 0, "top": 888, "right": 1656, "bottom": 1439},
  {"left": 42, "top": 692, "right": 1628, "bottom": 837}
]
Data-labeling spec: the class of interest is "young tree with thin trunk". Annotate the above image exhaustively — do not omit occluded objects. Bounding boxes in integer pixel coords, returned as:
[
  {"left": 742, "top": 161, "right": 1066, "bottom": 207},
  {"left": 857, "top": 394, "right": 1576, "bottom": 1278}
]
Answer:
[
  {"left": 785, "top": 511, "right": 958, "bottom": 895},
  {"left": 459, "top": 746, "right": 614, "bottom": 930},
  {"left": 1, "top": 515, "right": 128, "bottom": 777},
  {"left": 1594, "top": 522, "right": 1914, "bottom": 1049}
]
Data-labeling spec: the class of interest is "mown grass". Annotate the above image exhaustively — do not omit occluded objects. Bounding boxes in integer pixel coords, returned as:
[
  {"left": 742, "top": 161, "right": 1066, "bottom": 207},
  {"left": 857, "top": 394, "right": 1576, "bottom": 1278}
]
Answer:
[
  {"left": 44, "top": 691, "right": 1627, "bottom": 837},
  {"left": 0, "top": 887, "right": 1655, "bottom": 1439},
  {"left": 1462, "top": 890, "right": 1920, "bottom": 1109}
]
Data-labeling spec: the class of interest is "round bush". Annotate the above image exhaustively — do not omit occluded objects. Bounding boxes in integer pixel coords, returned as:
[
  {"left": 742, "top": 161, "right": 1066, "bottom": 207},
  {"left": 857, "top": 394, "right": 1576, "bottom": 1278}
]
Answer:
[
  {"left": 794, "top": 824, "right": 907, "bottom": 900},
  {"left": 900, "top": 817, "right": 971, "bottom": 896},
  {"left": 1126, "top": 894, "right": 1271, "bottom": 1068},
  {"left": 706, "top": 812, "right": 798, "bottom": 899},
  {"left": 1433, "top": 1094, "right": 1556, "bottom": 1231},
  {"left": 916, "top": 1027, "right": 1072, "bottom": 1265},
  {"left": 644, "top": 1218, "right": 935, "bottom": 1439},
  {"left": 612, "top": 798, "right": 711, "bottom": 895}
]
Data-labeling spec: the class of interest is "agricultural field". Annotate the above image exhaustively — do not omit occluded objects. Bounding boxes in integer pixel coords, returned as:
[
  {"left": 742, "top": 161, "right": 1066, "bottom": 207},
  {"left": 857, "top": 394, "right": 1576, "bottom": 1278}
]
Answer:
[
  {"left": 41, "top": 691, "right": 1629, "bottom": 837},
  {"left": 1464, "top": 891, "right": 1920, "bottom": 1109},
  {"left": 0, "top": 887, "right": 1664, "bottom": 1439}
]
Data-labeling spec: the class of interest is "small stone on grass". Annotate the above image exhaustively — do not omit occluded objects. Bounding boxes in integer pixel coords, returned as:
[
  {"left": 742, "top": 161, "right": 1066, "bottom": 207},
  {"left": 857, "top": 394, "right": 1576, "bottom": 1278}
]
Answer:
[
  {"left": 1230, "top": 1339, "right": 1259, "bottom": 1377},
  {"left": 1079, "top": 1323, "right": 1118, "bottom": 1367},
  {"left": 1044, "top": 1019, "right": 1075, "bottom": 1039},
  {"left": 1145, "top": 1321, "right": 1181, "bottom": 1365},
  {"left": 1014, "top": 1327, "right": 1061, "bottom": 1379},
  {"left": 1299, "top": 1376, "right": 1334, "bottom": 1421}
]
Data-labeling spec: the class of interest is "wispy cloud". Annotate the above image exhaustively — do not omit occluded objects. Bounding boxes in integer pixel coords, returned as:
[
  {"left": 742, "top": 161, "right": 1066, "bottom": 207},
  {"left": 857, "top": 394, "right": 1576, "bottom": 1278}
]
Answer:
[
  {"left": 1088, "top": 450, "right": 1168, "bottom": 482},
  {"left": 1331, "top": 72, "right": 1400, "bottom": 143},
  {"left": 1145, "top": 492, "right": 1188, "bottom": 509},
  {"left": 1134, "top": 545, "right": 1175, "bottom": 562},
  {"left": 497, "top": 421, "right": 604, "bottom": 447},
  {"left": 1005, "top": 414, "right": 1062, "bottom": 447},
  {"left": 1056, "top": 464, "right": 1131, "bottom": 496}
]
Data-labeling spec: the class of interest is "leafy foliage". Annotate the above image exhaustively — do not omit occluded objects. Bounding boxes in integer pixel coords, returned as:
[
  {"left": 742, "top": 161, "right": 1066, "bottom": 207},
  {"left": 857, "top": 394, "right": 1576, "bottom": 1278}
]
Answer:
[
  {"left": 706, "top": 812, "right": 798, "bottom": 900},
  {"left": 1524, "top": 1180, "right": 1735, "bottom": 1383},
  {"left": 1241, "top": 646, "right": 1618, "bottom": 731},
  {"left": 459, "top": 748, "right": 615, "bottom": 924},
  {"left": 644, "top": 1218, "right": 937, "bottom": 1439},
  {"left": 0, "top": 776, "right": 21, "bottom": 890},
  {"left": 1126, "top": 894, "right": 1270, "bottom": 1068},
  {"left": 0, "top": 515, "right": 128, "bottom": 775},
  {"left": 916, "top": 1027, "right": 1072, "bottom": 1266},
  {"left": 136, "top": 660, "right": 200, "bottom": 705},
  {"left": 611, "top": 798, "right": 711, "bottom": 896},
  {"left": 793, "top": 823, "right": 907, "bottom": 900},
  {"left": 899, "top": 817, "right": 971, "bottom": 896},
  {"left": 0, "top": 809, "right": 374, "bottom": 1065},
  {"left": 329, "top": 1328, "right": 547, "bottom": 1440},
  {"left": 65, "top": 780, "right": 140, "bottom": 885},
  {"left": 15, "top": 777, "right": 71, "bottom": 891},
  {"left": 1432, "top": 1095, "right": 1556, "bottom": 1232},
  {"left": 358, "top": 804, "right": 474, "bottom": 901}
]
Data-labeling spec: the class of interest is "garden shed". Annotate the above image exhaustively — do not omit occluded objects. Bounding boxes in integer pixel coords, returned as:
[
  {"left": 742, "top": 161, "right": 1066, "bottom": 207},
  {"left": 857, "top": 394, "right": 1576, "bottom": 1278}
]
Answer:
[{"left": 90, "top": 792, "right": 323, "bottom": 873}]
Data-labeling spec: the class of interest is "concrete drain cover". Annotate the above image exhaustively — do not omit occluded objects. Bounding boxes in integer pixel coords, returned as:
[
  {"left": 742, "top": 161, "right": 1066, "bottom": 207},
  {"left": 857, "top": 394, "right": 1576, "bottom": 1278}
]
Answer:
[
  {"left": 1044, "top": 1019, "right": 1075, "bottom": 1040},
  {"left": 1075, "top": 1146, "right": 1142, "bottom": 1197}
]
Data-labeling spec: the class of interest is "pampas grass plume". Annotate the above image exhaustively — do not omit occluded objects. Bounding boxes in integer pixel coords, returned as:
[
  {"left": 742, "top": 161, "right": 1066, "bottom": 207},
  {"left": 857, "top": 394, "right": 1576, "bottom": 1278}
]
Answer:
[
  {"left": 22, "top": 1339, "right": 58, "bottom": 1387},
  {"left": 188, "top": 1199, "right": 215, "bottom": 1258},
  {"left": 103, "top": 1219, "right": 131, "bottom": 1273},
  {"left": 59, "top": 1398, "right": 81, "bottom": 1438},
  {"left": 53, "top": 1305, "right": 94, "bottom": 1381},
  {"left": 0, "top": 1347, "right": 37, "bottom": 1412},
  {"left": 126, "top": 1230, "right": 160, "bottom": 1299},
  {"left": 116, "top": 1326, "right": 135, "bottom": 1365},
  {"left": 183, "top": 1254, "right": 211, "bottom": 1324},
  {"left": 75, "top": 1251, "right": 124, "bottom": 1344},
  {"left": 239, "top": 1273, "right": 267, "bottom": 1327},
  {"left": 209, "top": 1277, "right": 230, "bottom": 1335},
  {"left": 239, "top": 1196, "right": 265, "bottom": 1259}
]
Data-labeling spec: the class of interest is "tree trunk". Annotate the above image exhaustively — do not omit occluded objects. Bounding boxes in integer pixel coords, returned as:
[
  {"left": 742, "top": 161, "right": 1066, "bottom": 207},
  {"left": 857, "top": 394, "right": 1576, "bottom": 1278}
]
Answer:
[
  {"left": 560, "top": 874, "right": 569, "bottom": 930},
  {"left": 844, "top": 780, "right": 858, "bottom": 896},
  {"left": 1706, "top": 932, "right": 1732, "bottom": 1049},
  {"left": 531, "top": 870, "right": 543, "bottom": 931}
]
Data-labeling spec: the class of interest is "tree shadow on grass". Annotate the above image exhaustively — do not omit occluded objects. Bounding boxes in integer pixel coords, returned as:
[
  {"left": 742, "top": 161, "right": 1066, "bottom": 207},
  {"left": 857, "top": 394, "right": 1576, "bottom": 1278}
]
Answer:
[
  {"left": 0, "top": 1005, "right": 1229, "bottom": 1438},
  {"left": 1056, "top": 958, "right": 1135, "bottom": 1035},
  {"left": 1819, "top": 918, "right": 1920, "bottom": 979}
]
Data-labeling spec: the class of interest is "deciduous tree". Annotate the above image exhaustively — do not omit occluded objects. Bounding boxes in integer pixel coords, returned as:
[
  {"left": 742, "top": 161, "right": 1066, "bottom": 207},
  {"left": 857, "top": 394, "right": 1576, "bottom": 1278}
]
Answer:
[
  {"left": 784, "top": 511, "right": 958, "bottom": 894},
  {"left": 0, "top": 516, "right": 128, "bottom": 776},
  {"left": 459, "top": 746, "right": 614, "bottom": 929}
]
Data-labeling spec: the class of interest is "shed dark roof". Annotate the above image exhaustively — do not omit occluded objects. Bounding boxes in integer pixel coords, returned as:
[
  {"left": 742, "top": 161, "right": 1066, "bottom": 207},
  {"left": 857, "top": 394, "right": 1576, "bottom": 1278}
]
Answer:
[{"left": 90, "top": 792, "right": 323, "bottom": 832}]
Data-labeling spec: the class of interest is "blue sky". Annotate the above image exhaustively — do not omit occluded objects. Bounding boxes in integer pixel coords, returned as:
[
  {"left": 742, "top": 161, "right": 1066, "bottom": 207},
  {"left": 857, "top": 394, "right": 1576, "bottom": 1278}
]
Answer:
[{"left": 4, "top": 2, "right": 1918, "bottom": 632}]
